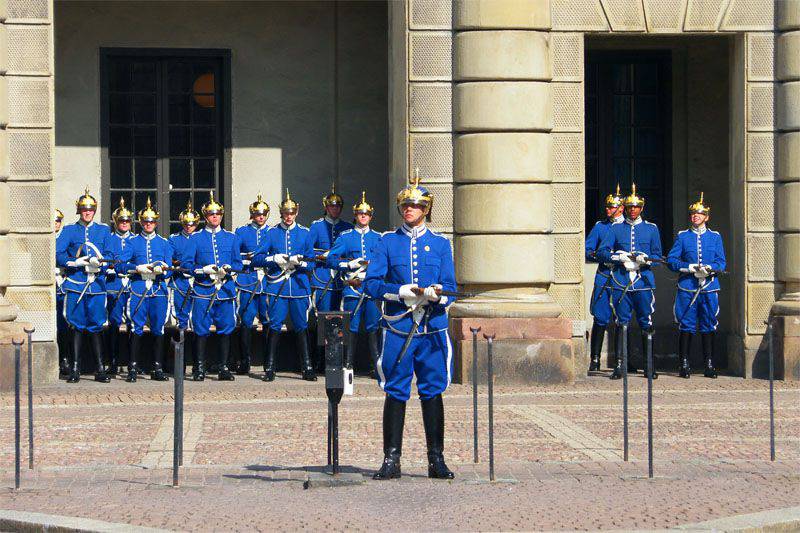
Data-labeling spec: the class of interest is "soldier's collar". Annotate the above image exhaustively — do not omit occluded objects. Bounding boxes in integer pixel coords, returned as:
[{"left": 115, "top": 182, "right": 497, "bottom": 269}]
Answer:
[
  {"left": 181, "top": 230, "right": 192, "bottom": 237},
  {"left": 141, "top": 231, "right": 157, "bottom": 240},
  {"left": 612, "top": 214, "right": 624, "bottom": 223},
  {"left": 204, "top": 225, "right": 223, "bottom": 234},
  {"left": 625, "top": 217, "right": 642, "bottom": 226},
  {"left": 116, "top": 230, "right": 131, "bottom": 238},
  {"left": 401, "top": 223, "right": 427, "bottom": 239},
  {"left": 250, "top": 221, "right": 268, "bottom": 231},
  {"left": 324, "top": 215, "right": 340, "bottom": 225},
  {"left": 280, "top": 221, "right": 297, "bottom": 230},
  {"left": 78, "top": 220, "right": 94, "bottom": 228},
  {"left": 355, "top": 225, "right": 370, "bottom": 234},
  {"left": 691, "top": 224, "right": 707, "bottom": 235}
]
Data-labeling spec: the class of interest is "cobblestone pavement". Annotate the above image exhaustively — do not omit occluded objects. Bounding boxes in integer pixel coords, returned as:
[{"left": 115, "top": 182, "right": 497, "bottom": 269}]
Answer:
[{"left": 0, "top": 373, "right": 798, "bottom": 531}]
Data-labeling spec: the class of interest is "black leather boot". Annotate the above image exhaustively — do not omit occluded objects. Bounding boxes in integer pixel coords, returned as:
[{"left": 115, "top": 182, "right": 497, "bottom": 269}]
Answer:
[
  {"left": 193, "top": 335, "right": 207, "bottom": 381},
  {"left": 106, "top": 326, "right": 120, "bottom": 376},
  {"left": 217, "top": 334, "right": 235, "bottom": 381},
  {"left": 678, "top": 331, "right": 692, "bottom": 378},
  {"left": 367, "top": 330, "right": 381, "bottom": 379},
  {"left": 58, "top": 328, "right": 71, "bottom": 376},
  {"left": 237, "top": 327, "right": 252, "bottom": 375},
  {"left": 127, "top": 334, "right": 140, "bottom": 382},
  {"left": 422, "top": 394, "right": 454, "bottom": 479},
  {"left": 345, "top": 330, "right": 357, "bottom": 369},
  {"left": 610, "top": 325, "right": 623, "bottom": 380},
  {"left": 373, "top": 396, "right": 405, "bottom": 480},
  {"left": 90, "top": 332, "right": 110, "bottom": 383},
  {"left": 67, "top": 329, "right": 81, "bottom": 383},
  {"left": 151, "top": 335, "right": 169, "bottom": 381},
  {"left": 263, "top": 330, "right": 278, "bottom": 381},
  {"left": 702, "top": 332, "right": 717, "bottom": 378},
  {"left": 298, "top": 331, "right": 316, "bottom": 381},
  {"left": 589, "top": 322, "right": 605, "bottom": 372},
  {"left": 642, "top": 330, "right": 658, "bottom": 380}
]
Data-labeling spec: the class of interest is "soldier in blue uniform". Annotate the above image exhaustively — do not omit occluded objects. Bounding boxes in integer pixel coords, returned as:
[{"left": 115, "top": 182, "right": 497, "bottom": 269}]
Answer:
[
  {"left": 105, "top": 197, "right": 135, "bottom": 376},
  {"left": 118, "top": 198, "right": 174, "bottom": 382},
  {"left": 585, "top": 185, "right": 624, "bottom": 373},
  {"left": 327, "top": 191, "right": 382, "bottom": 375},
  {"left": 597, "top": 184, "right": 663, "bottom": 380},
  {"left": 364, "top": 174, "right": 457, "bottom": 481},
  {"left": 667, "top": 193, "right": 726, "bottom": 378},
  {"left": 55, "top": 188, "right": 114, "bottom": 383},
  {"left": 234, "top": 194, "right": 271, "bottom": 375},
  {"left": 183, "top": 192, "right": 243, "bottom": 381},
  {"left": 54, "top": 209, "right": 71, "bottom": 376},
  {"left": 309, "top": 184, "right": 354, "bottom": 313},
  {"left": 168, "top": 201, "right": 200, "bottom": 331},
  {"left": 251, "top": 190, "right": 316, "bottom": 381}
]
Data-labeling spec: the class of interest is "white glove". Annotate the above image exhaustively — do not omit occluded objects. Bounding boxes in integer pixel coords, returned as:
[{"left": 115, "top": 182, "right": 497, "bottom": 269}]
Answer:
[
  {"left": 89, "top": 256, "right": 101, "bottom": 267},
  {"left": 106, "top": 268, "right": 117, "bottom": 277},
  {"left": 635, "top": 253, "right": 649, "bottom": 265},
  {"left": 152, "top": 265, "right": 165, "bottom": 275},
  {"left": 202, "top": 264, "right": 217, "bottom": 276},
  {"left": 289, "top": 255, "right": 303, "bottom": 266},
  {"left": 218, "top": 264, "right": 230, "bottom": 277},
  {"left": 72, "top": 256, "right": 90, "bottom": 268},
  {"left": 399, "top": 283, "right": 425, "bottom": 308},
  {"left": 136, "top": 264, "right": 151, "bottom": 274},
  {"left": 688, "top": 263, "right": 700, "bottom": 273},
  {"left": 623, "top": 260, "right": 638, "bottom": 272},
  {"left": 694, "top": 265, "right": 711, "bottom": 279},
  {"left": 274, "top": 254, "right": 290, "bottom": 268},
  {"left": 347, "top": 258, "right": 364, "bottom": 270},
  {"left": 613, "top": 250, "right": 632, "bottom": 263},
  {"left": 423, "top": 285, "right": 441, "bottom": 303}
]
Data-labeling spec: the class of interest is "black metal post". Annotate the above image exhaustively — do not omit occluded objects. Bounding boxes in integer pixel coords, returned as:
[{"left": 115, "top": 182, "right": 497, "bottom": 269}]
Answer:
[
  {"left": 24, "top": 327, "right": 35, "bottom": 470},
  {"left": 172, "top": 331, "right": 185, "bottom": 486},
  {"left": 484, "top": 333, "right": 495, "bottom": 482},
  {"left": 327, "top": 402, "right": 332, "bottom": 467},
  {"left": 470, "top": 326, "right": 481, "bottom": 464},
  {"left": 622, "top": 324, "right": 629, "bottom": 462},
  {"left": 646, "top": 330, "right": 654, "bottom": 479},
  {"left": 12, "top": 338, "right": 23, "bottom": 490},
  {"left": 766, "top": 319, "right": 775, "bottom": 461},
  {"left": 332, "top": 402, "right": 339, "bottom": 475}
]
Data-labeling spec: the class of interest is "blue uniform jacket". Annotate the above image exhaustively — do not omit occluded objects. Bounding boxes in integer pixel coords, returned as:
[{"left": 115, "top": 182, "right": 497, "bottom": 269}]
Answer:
[
  {"left": 235, "top": 222, "right": 270, "bottom": 295},
  {"left": 183, "top": 227, "right": 243, "bottom": 299},
  {"left": 309, "top": 217, "right": 354, "bottom": 290},
  {"left": 667, "top": 227, "right": 726, "bottom": 293},
  {"left": 364, "top": 225, "right": 456, "bottom": 335},
  {"left": 326, "top": 227, "right": 382, "bottom": 299},
  {"left": 55, "top": 221, "right": 115, "bottom": 295},
  {"left": 105, "top": 231, "right": 135, "bottom": 294},
  {"left": 585, "top": 217, "right": 622, "bottom": 287},
  {"left": 597, "top": 218, "right": 663, "bottom": 291},
  {"left": 251, "top": 222, "right": 313, "bottom": 298},
  {"left": 118, "top": 233, "right": 174, "bottom": 297}
]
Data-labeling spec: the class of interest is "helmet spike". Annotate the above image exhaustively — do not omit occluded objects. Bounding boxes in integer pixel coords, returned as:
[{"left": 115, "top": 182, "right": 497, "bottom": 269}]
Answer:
[
  {"left": 616, "top": 183, "right": 620, "bottom": 196},
  {"left": 119, "top": 196, "right": 126, "bottom": 208},
  {"left": 145, "top": 196, "right": 152, "bottom": 208}
]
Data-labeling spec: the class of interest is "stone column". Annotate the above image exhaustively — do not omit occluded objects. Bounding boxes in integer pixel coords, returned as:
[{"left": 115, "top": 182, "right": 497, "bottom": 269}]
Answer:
[{"left": 774, "top": 0, "right": 800, "bottom": 378}]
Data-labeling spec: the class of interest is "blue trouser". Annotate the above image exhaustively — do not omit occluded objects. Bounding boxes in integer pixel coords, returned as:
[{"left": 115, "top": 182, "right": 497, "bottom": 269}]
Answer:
[
  {"left": 56, "top": 291, "right": 68, "bottom": 332},
  {"left": 343, "top": 296, "right": 380, "bottom": 333},
  {"left": 378, "top": 329, "right": 453, "bottom": 402},
  {"left": 191, "top": 298, "right": 236, "bottom": 337},
  {"left": 128, "top": 293, "right": 170, "bottom": 336},
  {"left": 268, "top": 296, "right": 310, "bottom": 332},
  {"left": 314, "top": 288, "right": 342, "bottom": 313},
  {"left": 107, "top": 291, "right": 129, "bottom": 327},
  {"left": 613, "top": 289, "right": 655, "bottom": 329},
  {"left": 64, "top": 291, "right": 107, "bottom": 333},
  {"left": 674, "top": 290, "right": 719, "bottom": 333},
  {"left": 171, "top": 280, "right": 192, "bottom": 330},
  {"left": 238, "top": 290, "right": 269, "bottom": 328},
  {"left": 589, "top": 281, "right": 615, "bottom": 327}
]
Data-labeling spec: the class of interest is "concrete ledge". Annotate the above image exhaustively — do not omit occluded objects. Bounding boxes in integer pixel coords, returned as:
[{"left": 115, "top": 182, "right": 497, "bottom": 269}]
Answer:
[
  {"left": 0, "top": 509, "right": 170, "bottom": 533},
  {"left": 674, "top": 505, "right": 800, "bottom": 531},
  {"left": 451, "top": 317, "right": 571, "bottom": 340}
]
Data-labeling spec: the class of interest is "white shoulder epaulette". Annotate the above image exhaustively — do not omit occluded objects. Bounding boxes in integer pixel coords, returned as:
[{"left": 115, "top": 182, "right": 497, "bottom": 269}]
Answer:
[{"left": 339, "top": 229, "right": 353, "bottom": 236}]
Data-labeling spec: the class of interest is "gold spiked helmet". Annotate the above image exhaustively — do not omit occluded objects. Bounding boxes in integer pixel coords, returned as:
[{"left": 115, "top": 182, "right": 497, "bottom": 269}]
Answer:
[
  {"left": 623, "top": 182, "right": 645, "bottom": 207},
  {"left": 396, "top": 169, "right": 434, "bottom": 221},
  {"left": 689, "top": 192, "right": 710, "bottom": 215},
  {"left": 75, "top": 187, "right": 98, "bottom": 213},
  {"left": 111, "top": 196, "right": 133, "bottom": 224},
  {"left": 280, "top": 189, "right": 299, "bottom": 214},
  {"left": 605, "top": 184, "right": 623, "bottom": 208},
  {"left": 178, "top": 201, "right": 201, "bottom": 226},
  {"left": 201, "top": 191, "right": 224, "bottom": 216},
  {"left": 137, "top": 196, "right": 159, "bottom": 223},
  {"left": 55, "top": 209, "right": 64, "bottom": 222},
  {"left": 322, "top": 182, "right": 343, "bottom": 208},
  {"left": 353, "top": 191, "right": 374, "bottom": 216},
  {"left": 249, "top": 193, "right": 270, "bottom": 217}
]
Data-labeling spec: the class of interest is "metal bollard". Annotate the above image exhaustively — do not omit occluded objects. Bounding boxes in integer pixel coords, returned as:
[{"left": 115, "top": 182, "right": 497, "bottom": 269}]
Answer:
[
  {"left": 622, "top": 324, "right": 629, "bottom": 462},
  {"left": 470, "top": 326, "right": 481, "bottom": 464},
  {"left": 765, "top": 319, "right": 775, "bottom": 461},
  {"left": 24, "top": 327, "right": 35, "bottom": 470},
  {"left": 12, "top": 338, "right": 23, "bottom": 490},
  {"left": 171, "top": 330, "right": 185, "bottom": 486},
  {"left": 483, "top": 333, "right": 496, "bottom": 482},
  {"left": 646, "top": 330, "right": 654, "bottom": 479}
]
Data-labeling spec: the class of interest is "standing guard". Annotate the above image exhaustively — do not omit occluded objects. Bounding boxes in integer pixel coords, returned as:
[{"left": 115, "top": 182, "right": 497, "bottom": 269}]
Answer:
[
  {"left": 54, "top": 209, "right": 71, "bottom": 376},
  {"left": 119, "top": 198, "right": 173, "bottom": 382},
  {"left": 309, "top": 184, "right": 354, "bottom": 314},
  {"left": 106, "top": 197, "right": 135, "bottom": 375},
  {"left": 252, "top": 190, "right": 315, "bottom": 381},
  {"left": 184, "top": 192, "right": 243, "bottom": 381},
  {"left": 585, "top": 185, "right": 624, "bottom": 373},
  {"left": 169, "top": 201, "right": 200, "bottom": 331},
  {"left": 364, "top": 173, "right": 457, "bottom": 480},
  {"left": 597, "top": 183, "right": 663, "bottom": 380},
  {"left": 327, "top": 191, "right": 382, "bottom": 376},
  {"left": 55, "top": 188, "right": 114, "bottom": 383},
  {"left": 667, "top": 193, "right": 726, "bottom": 378},
  {"left": 234, "top": 194, "right": 271, "bottom": 375}
]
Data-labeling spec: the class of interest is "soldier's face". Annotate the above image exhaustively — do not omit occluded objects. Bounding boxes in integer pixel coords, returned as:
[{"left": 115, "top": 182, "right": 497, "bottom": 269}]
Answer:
[
  {"left": 355, "top": 213, "right": 372, "bottom": 227},
  {"left": 282, "top": 210, "right": 297, "bottom": 225},
  {"left": 142, "top": 221, "right": 157, "bottom": 234},
  {"left": 605, "top": 206, "right": 618, "bottom": 218},
  {"left": 690, "top": 212, "right": 708, "bottom": 226},
  {"left": 252, "top": 213, "right": 267, "bottom": 226},
  {"left": 326, "top": 204, "right": 342, "bottom": 219},
  {"left": 55, "top": 220, "right": 62, "bottom": 232},
  {"left": 116, "top": 220, "right": 131, "bottom": 233},
  {"left": 206, "top": 213, "right": 222, "bottom": 228},
  {"left": 626, "top": 205, "right": 643, "bottom": 219},
  {"left": 80, "top": 209, "right": 95, "bottom": 223},
  {"left": 402, "top": 204, "right": 426, "bottom": 226},
  {"left": 182, "top": 223, "right": 197, "bottom": 234}
]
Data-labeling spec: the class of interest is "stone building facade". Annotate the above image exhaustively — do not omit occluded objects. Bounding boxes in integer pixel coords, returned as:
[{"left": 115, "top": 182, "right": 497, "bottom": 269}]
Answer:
[{"left": 0, "top": 0, "right": 797, "bottom": 385}]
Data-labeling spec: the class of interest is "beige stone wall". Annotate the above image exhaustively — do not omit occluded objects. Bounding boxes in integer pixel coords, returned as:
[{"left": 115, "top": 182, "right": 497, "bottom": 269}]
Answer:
[{"left": 0, "top": 0, "right": 56, "bottom": 343}]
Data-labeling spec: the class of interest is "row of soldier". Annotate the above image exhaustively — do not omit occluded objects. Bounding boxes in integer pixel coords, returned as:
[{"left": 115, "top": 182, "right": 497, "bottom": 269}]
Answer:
[
  {"left": 585, "top": 184, "right": 726, "bottom": 379},
  {"left": 55, "top": 177, "right": 456, "bottom": 480}
]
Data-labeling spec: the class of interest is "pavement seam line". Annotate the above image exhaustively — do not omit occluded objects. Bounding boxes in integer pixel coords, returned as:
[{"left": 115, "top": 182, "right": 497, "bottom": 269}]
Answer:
[{"left": 140, "top": 414, "right": 176, "bottom": 468}]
